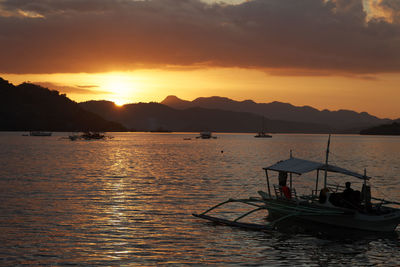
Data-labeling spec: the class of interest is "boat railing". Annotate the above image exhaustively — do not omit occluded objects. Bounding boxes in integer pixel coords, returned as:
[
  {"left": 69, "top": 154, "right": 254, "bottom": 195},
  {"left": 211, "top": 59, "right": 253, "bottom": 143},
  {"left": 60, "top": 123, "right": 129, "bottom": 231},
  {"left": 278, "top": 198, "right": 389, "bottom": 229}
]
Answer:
[
  {"left": 311, "top": 184, "right": 345, "bottom": 199},
  {"left": 291, "top": 188, "right": 297, "bottom": 199},
  {"left": 273, "top": 184, "right": 297, "bottom": 200},
  {"left": 326, "top": 183, "right": 345, "bottom": 193}
]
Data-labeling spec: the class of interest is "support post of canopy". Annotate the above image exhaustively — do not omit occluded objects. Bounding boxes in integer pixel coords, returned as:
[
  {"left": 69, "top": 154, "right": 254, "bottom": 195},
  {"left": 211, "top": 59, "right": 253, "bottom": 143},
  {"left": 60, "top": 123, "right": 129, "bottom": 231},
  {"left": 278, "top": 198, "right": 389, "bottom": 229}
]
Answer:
[
  {"left": 315, "top": 169, "right": 319, "bottom": 196},
  {"left": 265, "top": 169, "right": 271, "bottom": 197}
]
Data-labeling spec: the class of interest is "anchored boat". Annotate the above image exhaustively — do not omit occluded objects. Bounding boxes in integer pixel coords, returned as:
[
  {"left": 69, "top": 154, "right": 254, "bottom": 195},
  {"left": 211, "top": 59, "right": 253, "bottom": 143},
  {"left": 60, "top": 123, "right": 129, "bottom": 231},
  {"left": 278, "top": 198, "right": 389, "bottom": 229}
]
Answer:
[
  {"left": 254, "top": 117, "right": 272, "bottom": 138},
  {"left": 254, "top": 131, "right": 272, "bottom": 138},
  {"left": 196, "top": 131, "right": 217, "bottom": 139},
  {"left": 193, "top": 136, "right": 400, "bottom": 232},
  {"left": 29, "top": 131, "right": 52, "bottom": 136}
]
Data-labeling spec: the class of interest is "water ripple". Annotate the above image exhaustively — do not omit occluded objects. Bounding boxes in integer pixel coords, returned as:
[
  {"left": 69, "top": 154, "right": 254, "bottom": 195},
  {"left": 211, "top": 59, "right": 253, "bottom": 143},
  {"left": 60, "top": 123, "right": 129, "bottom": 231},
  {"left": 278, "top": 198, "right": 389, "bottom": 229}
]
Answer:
[{"left": 0, "top": 133, "right": 399, "bottom": 265}]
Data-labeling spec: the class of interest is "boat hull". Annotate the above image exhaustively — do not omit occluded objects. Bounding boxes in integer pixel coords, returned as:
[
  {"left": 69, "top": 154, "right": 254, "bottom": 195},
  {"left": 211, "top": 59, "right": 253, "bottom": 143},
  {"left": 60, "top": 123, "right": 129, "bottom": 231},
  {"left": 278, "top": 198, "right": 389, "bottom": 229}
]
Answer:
[
  {"left": 266, "top": 200, "right": 400, "bottom": 232},
  {"left": 254, "top": 132, "right": 272, "bottom": 138},
  {"left": 29, "top": 131, "right": 52, "bottom": 136}
]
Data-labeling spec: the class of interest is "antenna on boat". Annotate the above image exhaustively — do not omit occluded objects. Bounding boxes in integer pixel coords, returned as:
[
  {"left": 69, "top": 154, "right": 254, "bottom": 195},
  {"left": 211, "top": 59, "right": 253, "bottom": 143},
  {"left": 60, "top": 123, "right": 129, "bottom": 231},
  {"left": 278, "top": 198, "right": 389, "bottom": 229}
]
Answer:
[{"left": 323, "top": 134, "right": 331, "bottom": 188}]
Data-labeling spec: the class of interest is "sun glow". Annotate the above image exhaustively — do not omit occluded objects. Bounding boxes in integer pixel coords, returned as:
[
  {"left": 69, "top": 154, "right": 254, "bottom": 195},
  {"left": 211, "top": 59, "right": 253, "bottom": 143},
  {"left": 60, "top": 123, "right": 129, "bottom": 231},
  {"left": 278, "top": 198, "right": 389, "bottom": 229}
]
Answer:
[
  {"left": 1, "top": 69, "right": 400, "bottom": 119},
  {"left": 101, "top": 73, "right": 140, "bottom": 106},
  {"left": 112, "top": 99, "right": 127, "bottom": 107}
]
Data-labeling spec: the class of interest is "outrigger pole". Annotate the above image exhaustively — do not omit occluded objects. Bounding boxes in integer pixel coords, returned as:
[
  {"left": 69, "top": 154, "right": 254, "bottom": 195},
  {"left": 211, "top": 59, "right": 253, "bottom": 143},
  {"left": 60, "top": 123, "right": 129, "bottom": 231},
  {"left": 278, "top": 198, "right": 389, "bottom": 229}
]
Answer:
[{"left": 192, "top": 196, "right": 347, "bottom": 231}]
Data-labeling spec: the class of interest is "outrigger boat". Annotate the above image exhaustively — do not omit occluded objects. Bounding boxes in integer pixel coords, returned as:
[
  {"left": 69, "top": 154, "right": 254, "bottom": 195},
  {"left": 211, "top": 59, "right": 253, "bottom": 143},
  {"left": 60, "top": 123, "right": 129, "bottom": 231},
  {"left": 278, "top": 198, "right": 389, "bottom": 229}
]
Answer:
[{"left": 193, "top": 136, "right": 400, "bottom": 232}]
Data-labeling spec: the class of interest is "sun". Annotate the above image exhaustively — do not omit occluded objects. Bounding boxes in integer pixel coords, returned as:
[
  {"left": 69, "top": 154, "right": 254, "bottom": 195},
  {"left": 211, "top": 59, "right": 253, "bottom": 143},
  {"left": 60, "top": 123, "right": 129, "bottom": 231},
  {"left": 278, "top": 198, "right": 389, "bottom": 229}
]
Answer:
[
  {"left": 101, "top": 73, "right": 138, "bottom": 106},
  {"left": 112, "top": 99, "right": 127, "bottom": 107}
]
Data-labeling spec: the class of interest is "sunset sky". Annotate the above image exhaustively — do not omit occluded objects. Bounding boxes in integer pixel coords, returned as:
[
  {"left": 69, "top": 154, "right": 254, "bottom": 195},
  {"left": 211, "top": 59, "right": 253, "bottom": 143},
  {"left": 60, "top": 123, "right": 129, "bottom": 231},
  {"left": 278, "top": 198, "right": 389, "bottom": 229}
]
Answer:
[{"left": 1, "top": 0, "right": 399, "bottom": 118}]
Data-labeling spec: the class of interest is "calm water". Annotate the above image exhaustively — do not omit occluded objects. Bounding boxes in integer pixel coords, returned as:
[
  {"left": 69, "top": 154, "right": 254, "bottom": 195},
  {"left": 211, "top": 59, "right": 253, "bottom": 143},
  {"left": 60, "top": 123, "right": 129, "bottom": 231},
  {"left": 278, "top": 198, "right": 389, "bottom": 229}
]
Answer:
[{"left": 0, "top": 132, "right": 399, "bottom": 266}]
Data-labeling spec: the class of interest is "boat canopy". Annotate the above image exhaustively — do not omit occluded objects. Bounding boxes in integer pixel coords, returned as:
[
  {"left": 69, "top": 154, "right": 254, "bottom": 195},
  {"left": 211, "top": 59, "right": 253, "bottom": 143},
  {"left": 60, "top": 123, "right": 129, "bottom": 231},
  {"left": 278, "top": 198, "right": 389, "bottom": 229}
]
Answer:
[{"left": 264, "top": 157, "right": 369, "bottom": 180}]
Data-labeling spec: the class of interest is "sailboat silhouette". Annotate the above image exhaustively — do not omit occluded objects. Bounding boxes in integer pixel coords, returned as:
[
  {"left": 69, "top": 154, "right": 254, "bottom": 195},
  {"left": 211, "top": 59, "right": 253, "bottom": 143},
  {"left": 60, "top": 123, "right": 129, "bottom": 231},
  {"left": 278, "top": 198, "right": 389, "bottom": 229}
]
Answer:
[{"left": 254, "top": 117, "right": 272, "bottom": 138}]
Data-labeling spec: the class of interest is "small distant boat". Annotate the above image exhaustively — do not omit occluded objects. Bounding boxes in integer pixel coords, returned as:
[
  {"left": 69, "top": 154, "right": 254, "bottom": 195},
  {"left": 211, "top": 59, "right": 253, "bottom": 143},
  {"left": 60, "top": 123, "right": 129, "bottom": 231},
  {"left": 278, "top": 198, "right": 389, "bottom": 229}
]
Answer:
[
  {"left": 200, "top": 131, "right": 212, "bottom": 139},
  {"left": 65, "top": 131, "right": 112, "bottom": 141},
  {"left": 29, "top": 131, "right": 52, "bottom": 136},
  {"left": 254, "top": 132, "right": 272, "bottom": 138},
  {"left": 193, "top": 135, "right": 400, "bottom": 232},
  {"left": 255, "top": 117, "right": 272, "bottom": 138},
  {"left": 81, "top": 131, "right": 107, "bottom": 140},
  {"left": 68, "top": 134, "right": 79, "bottom": 141},
  {"left": 196, "top": 131, "right": 217, "bottom": 139}
]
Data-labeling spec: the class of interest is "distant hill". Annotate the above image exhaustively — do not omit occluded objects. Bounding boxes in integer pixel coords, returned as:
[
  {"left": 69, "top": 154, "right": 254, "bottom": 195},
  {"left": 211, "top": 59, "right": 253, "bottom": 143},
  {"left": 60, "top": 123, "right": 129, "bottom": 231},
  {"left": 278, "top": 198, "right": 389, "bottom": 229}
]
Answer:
[
  {"left": 80, "top": 100, "right": 332, "bottom": 133},
  {"left": 161, "top": 95, "right": 392, "bottom": 132},
  {"left": 360, "top": 122, "right": 400, "bottom": 135},
  {"left": 3, "top": 76, "right": 394, "bottom": 134},
  {"left": 0, "top": 78, "right": 126, "bottom": 131}
]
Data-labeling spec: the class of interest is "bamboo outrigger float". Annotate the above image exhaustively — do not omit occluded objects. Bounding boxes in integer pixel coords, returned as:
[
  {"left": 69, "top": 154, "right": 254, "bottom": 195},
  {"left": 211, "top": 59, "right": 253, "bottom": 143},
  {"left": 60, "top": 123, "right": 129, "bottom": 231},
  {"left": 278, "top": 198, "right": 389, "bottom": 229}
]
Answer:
[{"left": 193, "top": 136, "right": 400, "bottom": 232}]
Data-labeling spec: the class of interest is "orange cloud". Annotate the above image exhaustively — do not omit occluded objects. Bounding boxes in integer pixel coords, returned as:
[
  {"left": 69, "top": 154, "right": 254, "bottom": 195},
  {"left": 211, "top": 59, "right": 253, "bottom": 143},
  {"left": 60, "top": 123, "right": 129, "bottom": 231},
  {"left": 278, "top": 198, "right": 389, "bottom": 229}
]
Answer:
[
  {"left": 33, "top": 82, "right": 109, "bottom": 95},
  {"left": 0, "top": 0, "right": 399, "bottom": 74}
]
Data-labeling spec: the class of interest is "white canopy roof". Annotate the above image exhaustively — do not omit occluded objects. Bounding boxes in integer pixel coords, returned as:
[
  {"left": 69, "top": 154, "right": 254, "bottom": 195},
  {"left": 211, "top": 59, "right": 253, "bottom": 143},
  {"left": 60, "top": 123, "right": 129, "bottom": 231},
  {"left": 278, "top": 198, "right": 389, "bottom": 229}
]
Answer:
[{"left": 264, "top": 157, "right": 369, "bottom": 180}]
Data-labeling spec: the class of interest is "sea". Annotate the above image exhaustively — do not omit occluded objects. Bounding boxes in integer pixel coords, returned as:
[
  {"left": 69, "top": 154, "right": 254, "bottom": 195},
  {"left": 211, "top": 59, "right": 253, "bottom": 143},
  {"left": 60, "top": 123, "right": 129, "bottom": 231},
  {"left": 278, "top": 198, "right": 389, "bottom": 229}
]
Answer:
[{"left": 0, "top": 132, "right": 399, "bottom": 266}]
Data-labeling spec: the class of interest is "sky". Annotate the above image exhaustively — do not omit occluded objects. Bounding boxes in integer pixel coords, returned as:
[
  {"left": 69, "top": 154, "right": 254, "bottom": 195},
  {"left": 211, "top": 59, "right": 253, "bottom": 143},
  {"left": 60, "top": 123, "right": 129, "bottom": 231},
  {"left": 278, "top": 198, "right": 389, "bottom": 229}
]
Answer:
[{"left": 0, "top": 0, "right": 399, "bottom": 119}]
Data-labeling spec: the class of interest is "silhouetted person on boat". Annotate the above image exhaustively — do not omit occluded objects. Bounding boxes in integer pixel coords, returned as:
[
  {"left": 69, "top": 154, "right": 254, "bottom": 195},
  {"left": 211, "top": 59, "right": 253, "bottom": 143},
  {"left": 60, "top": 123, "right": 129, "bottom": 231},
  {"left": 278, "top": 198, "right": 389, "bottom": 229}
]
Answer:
[
  {"left": 278, "top": 171, "right": 291, "bottom": 199},
  {"left": 342, "top": 182, "right": 354, "bottom": 207},
  {"left": 342, "top": 182, "right": 361, "bottom": 209},
  {"left": 278, "top": 171, "right": 288, "bottom": 187},
  {"left": 343, "top": 182, "right": 354, "bottom": 196},
  {"left": 319, "top": 188, "right": 330, "bottom": 203}
]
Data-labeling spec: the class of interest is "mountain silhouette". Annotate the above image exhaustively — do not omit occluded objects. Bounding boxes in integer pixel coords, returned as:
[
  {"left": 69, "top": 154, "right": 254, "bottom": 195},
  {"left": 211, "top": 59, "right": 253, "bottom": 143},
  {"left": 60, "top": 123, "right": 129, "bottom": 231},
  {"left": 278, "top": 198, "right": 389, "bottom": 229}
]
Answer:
[
  {"left": 162, "top": 95, "right": 193, "bottom": 109},
  {"left": 161, "top": 95, "right": 391, "bottom": 132},
  {"left": 360, "top": 122, "right": 400, "bottom": 135},
  {"left": 80, "top": 100, "right": 332, "bottom": 133},
  {"left": 0, "top": 78, "right": 126, "bottom": 131},
  {"left": 1, "top": 76, "right": 395, "bottom": 134}
]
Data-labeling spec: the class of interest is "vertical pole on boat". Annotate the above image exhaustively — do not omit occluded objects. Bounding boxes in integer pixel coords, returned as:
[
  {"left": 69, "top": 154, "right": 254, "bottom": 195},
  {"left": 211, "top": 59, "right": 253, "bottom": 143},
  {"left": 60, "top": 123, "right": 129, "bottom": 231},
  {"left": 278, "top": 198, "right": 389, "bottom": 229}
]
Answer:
[
  {"left": 265, "top": 169, "right": 271, "bottom": 198},
  {"left": 363, "top": 168, "right": 367, "bottom": 206},
  {"left": 315, "top": 170, "right": 319, "bottom": 196},
  {"left": 289, "top": 150, "right": 293, "bottom": 190},
  {"left": 324, "top": 134, "right": 331, "bottom": 188}
]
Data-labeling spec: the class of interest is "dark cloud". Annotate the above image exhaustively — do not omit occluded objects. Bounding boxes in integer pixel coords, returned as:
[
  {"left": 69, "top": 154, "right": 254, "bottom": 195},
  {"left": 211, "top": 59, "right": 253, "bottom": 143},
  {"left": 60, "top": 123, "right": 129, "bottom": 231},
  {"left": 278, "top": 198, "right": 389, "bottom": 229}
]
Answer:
[
  {"left": 33, "top": 82, "right": 108, "bottom": 94},
  {"left": 0, "top": 0, "right": 399, "bottom": 74}
]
